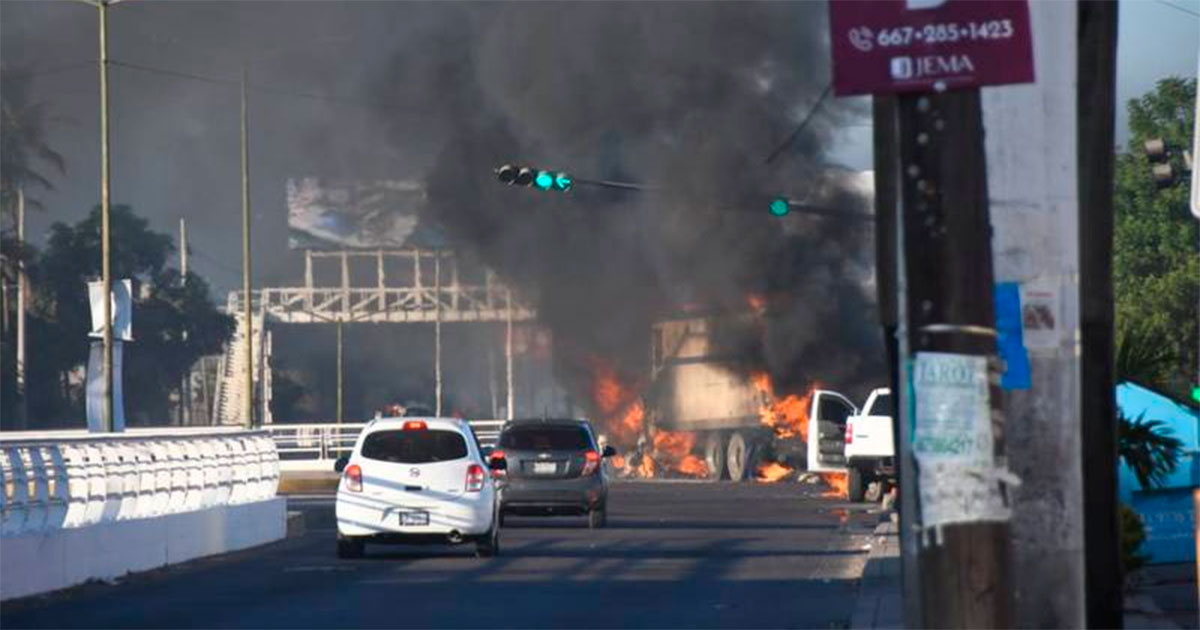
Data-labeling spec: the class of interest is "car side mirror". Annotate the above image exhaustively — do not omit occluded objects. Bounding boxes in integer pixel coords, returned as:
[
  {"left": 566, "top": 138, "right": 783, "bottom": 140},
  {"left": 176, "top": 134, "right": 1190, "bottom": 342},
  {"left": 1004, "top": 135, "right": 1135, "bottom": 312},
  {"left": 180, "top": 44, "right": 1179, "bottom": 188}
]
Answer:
[
  {"left": 602, "top": 445, "right": 617, "bottom": 458},
  {"left": 334, "top": 455, "right": 349, "bottom": 473},
  {"left": 488, "top": 456, "right": 508, "bottom": 471}
]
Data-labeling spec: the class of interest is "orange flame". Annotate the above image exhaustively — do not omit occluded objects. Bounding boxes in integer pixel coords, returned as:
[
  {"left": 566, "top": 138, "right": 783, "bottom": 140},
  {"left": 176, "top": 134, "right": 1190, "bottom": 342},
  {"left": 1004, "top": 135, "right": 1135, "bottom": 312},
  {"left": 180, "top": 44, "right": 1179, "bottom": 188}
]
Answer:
[
  {"left": 756, "top": 461, "right": 794, "bottom": 483},
  {"left": 589, "top": 359, "right": 645, "bottom": 447},
  {"left": 753, "top": 372, "right": 816, "bottom": 442},
  {"left": 649, "top": 429, "right": 708, "bottom": 478},
  {"left": 819, "top": 472, "right": 849, "bottom": 498}
]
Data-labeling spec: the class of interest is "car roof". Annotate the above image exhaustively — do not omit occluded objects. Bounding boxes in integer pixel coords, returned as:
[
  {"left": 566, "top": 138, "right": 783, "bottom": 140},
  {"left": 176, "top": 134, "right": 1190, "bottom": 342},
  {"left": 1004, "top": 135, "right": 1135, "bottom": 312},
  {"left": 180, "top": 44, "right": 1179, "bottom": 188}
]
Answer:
[
  {"left": 365, "top": 417, "right": 468, "bottom": 432},
  {"left": 502, "top": 418, "right": 592, "bottom": 429}
]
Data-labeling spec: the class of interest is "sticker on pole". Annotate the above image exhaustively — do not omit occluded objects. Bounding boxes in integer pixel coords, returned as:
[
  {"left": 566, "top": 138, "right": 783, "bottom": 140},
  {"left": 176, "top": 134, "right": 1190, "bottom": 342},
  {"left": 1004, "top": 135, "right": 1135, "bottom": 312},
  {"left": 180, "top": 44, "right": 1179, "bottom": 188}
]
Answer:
[
  {"left": 829, "top": 0, "right": 1035, "bottom": 96},
  {"left": 913, "top": 352, "right": 1012, "bottom": 527}
]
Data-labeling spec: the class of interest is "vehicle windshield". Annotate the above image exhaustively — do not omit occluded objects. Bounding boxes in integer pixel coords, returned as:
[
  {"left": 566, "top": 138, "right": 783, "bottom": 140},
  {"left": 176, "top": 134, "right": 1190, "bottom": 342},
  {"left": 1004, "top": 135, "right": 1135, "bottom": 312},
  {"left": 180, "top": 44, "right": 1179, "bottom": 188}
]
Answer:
[
  {"left": 360, "top": 429, "right": 467, "bottom": 464},
  {"left": 500, "top": 426, "right": 593, "bottom": 451},
  {"left": 870, "top": 394, "right": 893, "bottom": 416}
]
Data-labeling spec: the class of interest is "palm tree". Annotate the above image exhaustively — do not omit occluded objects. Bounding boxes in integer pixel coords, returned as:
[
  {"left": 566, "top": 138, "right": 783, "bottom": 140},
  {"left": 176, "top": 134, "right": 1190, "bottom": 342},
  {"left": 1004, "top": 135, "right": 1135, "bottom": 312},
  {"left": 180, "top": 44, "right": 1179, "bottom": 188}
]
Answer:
[
  {"left": 1115, "top": 320, "right": 1175, "bottom": 390},
  {"left": 0, "top": 64, "right": 67, "bottom": 224},
  {"left": 1118, "top": 412, "right": 1183, "bottom": 490}
]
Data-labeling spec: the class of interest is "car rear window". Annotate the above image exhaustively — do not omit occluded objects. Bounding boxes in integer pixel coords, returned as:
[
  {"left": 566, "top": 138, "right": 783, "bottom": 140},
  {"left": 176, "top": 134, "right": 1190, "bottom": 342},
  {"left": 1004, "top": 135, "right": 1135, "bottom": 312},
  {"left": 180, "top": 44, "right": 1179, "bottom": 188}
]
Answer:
[
  {"left": 500, "top": 425, "right": 593, "bottom": 451},
  {"left": 360, "top": 429, "right": 468, "bottom": 464}
]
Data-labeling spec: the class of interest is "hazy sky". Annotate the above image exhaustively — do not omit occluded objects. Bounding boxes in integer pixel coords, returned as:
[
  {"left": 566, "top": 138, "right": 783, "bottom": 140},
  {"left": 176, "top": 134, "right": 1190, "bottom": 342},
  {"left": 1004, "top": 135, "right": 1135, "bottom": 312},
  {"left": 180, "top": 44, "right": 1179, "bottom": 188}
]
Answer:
[{"left": 2, "top": 0, "right": 1198, "bottom": 296}]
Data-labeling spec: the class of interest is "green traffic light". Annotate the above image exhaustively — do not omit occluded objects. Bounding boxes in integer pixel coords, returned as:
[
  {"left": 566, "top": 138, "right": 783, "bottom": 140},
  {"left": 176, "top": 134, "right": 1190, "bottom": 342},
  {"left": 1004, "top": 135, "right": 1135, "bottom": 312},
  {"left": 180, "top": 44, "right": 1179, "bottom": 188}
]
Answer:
[
  {"left": 554, "top": 172, "right": 573, "bottom": 191},
  {"left": 1192, "top": 386, "right": 1200, "bottom": 404},
  {"left": 769, "top": 197, "right": 790, "bottom": 217},
  {"left": 535, "top": 171, "right": 554, "bottom": 190}
]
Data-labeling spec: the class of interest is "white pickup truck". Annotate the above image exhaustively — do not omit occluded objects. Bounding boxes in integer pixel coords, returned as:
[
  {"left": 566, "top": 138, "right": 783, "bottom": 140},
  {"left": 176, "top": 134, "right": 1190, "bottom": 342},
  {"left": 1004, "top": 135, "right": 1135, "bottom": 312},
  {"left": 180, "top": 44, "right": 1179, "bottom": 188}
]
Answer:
[{"left": 843, "top": 387, "right": 896, "bottom": 502}]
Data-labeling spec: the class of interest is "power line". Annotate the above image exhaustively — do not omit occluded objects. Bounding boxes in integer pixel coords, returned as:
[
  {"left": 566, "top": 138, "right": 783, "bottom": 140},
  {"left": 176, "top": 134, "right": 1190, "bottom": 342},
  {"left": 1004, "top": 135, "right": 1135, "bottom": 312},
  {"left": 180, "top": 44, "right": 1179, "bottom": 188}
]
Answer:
[
  {"left": 764, "top": 83, "right": 833, "bottom": 166},
  {"left": 1154, "top": 0, "right": 1200, "bottom": 18}
]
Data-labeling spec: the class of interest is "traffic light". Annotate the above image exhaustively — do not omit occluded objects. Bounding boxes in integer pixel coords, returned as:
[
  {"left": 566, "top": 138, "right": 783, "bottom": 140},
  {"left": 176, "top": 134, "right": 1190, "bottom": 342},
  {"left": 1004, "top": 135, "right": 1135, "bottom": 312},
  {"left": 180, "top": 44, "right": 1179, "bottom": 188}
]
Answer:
[
  {"left": 768, "top": 197, "right": 790, "bottom": 217},
  {"left": 1144, "top": 138, "right": 1176, "bottom": 189},
  {"left": 495, "top": 164, "right": 572, "bottom": 192}
]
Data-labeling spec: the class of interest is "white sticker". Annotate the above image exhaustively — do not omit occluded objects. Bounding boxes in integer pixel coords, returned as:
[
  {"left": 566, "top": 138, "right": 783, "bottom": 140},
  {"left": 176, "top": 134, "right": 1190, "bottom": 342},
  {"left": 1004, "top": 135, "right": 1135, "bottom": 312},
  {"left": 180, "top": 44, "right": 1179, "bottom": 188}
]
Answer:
[
  {"left": 913, "top": 352, "right": 1010, "bottom": 528},
  {"left": 1020, "top": 281, "right": 1059, "bottom": 350}
]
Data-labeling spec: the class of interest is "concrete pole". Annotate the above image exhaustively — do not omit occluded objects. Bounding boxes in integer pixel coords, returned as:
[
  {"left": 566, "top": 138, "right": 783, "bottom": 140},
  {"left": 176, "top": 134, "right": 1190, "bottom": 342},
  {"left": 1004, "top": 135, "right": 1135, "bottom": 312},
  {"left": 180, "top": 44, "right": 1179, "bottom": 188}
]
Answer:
[
  {"left": 240, "top": 67, "right": 254, "bottom": 430},
  {"left": 434, "top": 250, "right": 443, "bottom": 417},
  {"left": 336, "top": 319, "right": 343, "bottom": 425},
  {"left": 505, "top": 289, "right": 514, "bottom": 420},
  {"left": 179, "top": 218, "right": 190, "bottom": 425},
  {"left": 376, "top": 249, "right": 385, "bottom": 308},
  {"left": 980, "top": 3, "right": 1089, "bottom": 625},
  {"left": 98, "top": 0, "right": 114, "bottom": 433},
  {"left": 16, "top": 189, "right": 27, "bottom": 429},
  {"left": 304, "top": 249, "right": 313, "bottom": 311}
]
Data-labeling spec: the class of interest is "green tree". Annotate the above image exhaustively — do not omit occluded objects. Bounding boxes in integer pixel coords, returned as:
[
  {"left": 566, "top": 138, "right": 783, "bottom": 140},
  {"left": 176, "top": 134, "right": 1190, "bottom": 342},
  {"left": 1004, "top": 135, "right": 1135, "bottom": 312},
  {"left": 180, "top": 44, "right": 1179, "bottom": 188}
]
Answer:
[
  {"left": 29, "top": 205, "right": 233, "bottom": 425},
  {"left": 1113, "top": 77, "right": 1197, "bottom": 396}
]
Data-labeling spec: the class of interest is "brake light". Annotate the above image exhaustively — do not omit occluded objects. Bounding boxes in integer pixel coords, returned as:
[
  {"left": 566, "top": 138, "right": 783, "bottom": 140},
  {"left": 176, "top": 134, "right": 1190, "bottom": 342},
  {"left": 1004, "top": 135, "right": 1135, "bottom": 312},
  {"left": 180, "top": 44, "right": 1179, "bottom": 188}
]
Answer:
[
  {"left": 582, "top": 450, "right": 601, "bottom": 476},
  {"left": 403, "top": 420, "right": 427, "bottom": 431},
  {"left": 488, "top": 450, "right": 507, "bottom": 479},
  {"left": 344, "top": 464, "right": 363, "bottom": 492},
  {"left": 845, "top": 421, "right": 853, "bottom": 445},
  {"left": 466, "top": 463, "right": 486, "bottom": 492}
]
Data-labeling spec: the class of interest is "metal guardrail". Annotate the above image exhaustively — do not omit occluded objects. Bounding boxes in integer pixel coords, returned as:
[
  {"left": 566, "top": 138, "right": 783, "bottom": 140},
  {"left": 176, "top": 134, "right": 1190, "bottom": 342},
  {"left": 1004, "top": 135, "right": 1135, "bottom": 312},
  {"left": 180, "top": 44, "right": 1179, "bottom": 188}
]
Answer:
[
  {"left": 265, "top": 420, "right": 508, "bottom": 472},
  {"left": 0, "top": 428, "right": 279, "bottom": 537}
]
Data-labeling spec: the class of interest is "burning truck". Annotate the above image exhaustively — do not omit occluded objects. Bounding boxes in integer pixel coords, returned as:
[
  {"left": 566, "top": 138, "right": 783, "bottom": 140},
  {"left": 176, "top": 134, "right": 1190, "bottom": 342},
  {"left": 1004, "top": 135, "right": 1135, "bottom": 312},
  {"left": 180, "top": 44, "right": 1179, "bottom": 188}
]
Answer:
[{"left": 595, "top": 313, "right": 860, "bottom": 486}]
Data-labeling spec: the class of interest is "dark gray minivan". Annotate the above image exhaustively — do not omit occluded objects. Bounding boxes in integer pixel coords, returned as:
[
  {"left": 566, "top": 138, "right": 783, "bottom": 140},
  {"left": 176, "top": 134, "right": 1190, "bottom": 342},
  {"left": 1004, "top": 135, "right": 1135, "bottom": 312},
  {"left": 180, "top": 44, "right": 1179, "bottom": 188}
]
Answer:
[{"left": 490, "top": 419, "right": 617, "bottom": 528}]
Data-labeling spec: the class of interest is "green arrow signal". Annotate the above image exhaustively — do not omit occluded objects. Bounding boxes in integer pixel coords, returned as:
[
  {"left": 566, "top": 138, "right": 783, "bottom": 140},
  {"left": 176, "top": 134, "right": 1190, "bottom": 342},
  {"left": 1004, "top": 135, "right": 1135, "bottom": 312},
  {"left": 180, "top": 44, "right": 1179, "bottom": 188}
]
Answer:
[
  {"left": 554, "top": 172, "right": 573, "bottom": 191},
  {"left": 769, "top": 197, "right": 790, "bottom": 217}
]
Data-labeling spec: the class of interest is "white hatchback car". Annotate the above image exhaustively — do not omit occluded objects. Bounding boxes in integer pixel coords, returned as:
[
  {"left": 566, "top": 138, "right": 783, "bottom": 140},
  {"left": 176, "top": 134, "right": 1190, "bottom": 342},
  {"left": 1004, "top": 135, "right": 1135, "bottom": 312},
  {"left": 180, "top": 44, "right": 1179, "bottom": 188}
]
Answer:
[{"left": 334, "top": 417, "right": 501, "bottom": 558}]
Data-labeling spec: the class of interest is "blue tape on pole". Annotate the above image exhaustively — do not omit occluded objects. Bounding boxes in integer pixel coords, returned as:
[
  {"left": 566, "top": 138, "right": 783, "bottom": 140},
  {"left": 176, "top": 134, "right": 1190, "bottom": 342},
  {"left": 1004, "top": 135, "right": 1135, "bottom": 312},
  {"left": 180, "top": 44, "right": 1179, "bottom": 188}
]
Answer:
[{"left": 994, "top": 283, "right": 1032, "bottom": 390}]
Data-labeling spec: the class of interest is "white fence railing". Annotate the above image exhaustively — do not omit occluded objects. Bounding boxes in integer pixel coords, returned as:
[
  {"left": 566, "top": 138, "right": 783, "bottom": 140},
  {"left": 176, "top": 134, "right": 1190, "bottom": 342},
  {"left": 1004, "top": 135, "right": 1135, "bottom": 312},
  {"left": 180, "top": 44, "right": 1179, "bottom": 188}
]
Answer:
[
  {"left": 0, "top": 428, "right": 279, "bottom": 538},
  {"left": 266, "top": 420, "right": 507, "bottom": 472}
]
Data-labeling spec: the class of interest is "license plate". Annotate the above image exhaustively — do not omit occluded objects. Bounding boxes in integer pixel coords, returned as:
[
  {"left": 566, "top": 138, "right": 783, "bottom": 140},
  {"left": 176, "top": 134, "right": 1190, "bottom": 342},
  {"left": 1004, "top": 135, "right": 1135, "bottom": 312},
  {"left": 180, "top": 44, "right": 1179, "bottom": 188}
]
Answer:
[
  {"left": 399, "top": 510, "right": 429, "bottom": 526},
  {"left": 533, "top": 461, "right": 557, "bottom": 475}
]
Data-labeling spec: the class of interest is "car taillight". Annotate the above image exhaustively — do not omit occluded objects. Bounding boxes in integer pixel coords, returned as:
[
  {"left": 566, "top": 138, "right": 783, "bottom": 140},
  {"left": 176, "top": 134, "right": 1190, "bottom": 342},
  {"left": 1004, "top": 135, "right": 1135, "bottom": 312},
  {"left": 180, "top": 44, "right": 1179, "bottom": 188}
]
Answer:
[
  {"left": 344, "top": 464, "right": 363, "bottom": 492},
  {"left": 582, "top": 450, "right": 600, "bottom": 476},
  {"left": 489, "top": 450, "right": 507, "bottom": 478},
  {"left": 845, "top": 421, "right": 853, "bottom": 445},
  {"left": 466, "top": 463, "right": 486, "bottom": 492}
]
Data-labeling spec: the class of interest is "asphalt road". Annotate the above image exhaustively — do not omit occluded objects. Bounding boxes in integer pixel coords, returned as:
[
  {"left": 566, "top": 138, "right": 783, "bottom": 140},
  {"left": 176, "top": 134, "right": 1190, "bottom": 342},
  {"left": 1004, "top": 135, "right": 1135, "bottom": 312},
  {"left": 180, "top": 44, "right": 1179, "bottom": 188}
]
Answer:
[{"left": 2, "top": 481, "right": 882, "bottom": 629}]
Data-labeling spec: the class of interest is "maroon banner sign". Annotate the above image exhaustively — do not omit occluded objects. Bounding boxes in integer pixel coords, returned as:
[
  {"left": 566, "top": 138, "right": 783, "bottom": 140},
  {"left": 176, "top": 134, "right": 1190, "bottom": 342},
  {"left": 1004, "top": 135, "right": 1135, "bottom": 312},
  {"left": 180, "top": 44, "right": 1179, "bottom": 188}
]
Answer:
[{"left": 829, "top": 0, "right": 1035, "bottom": 96}]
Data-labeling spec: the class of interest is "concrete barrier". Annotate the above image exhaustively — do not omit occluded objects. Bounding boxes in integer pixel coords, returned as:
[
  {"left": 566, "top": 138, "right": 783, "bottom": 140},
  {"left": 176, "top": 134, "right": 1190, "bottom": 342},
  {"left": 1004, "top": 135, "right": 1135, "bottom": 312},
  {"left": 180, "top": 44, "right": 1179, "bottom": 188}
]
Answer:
[{"left": 0, "top": 428, "right": 285, "bottom": 601}]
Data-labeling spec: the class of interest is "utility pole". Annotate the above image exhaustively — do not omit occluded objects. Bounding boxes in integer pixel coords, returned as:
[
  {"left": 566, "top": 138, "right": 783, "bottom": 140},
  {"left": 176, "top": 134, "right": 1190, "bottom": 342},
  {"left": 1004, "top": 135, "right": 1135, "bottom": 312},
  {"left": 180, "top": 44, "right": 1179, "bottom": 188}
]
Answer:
[
  {"left": 899, "top": 89, "right": 1012, "bottom": 627},
  {"left": 1077, "top": 1, "right": 1121, "bottom": 626},
  {"left": 505, "top": 289, "right": 514, "bottom": 420},
  {"left": 16, "top": 188, "right": 27, "bottom": 429},
  {"left": 872, "top": 94, "right": 923, "bottom": 626},
  {"left": 434, "top": 249, "right": 443, "bottom": 417},
  {"left": 240, "top": 66, "right": 254, "bottom": 429},
  {"left": 336, "top": 320, "right": 343, "bottom": 425},
  {"left": 179, "top": 218, "right": 190, "bottom": 425},
  {"left": 97, "top": 0, "right": 114, "bottom": 433}
]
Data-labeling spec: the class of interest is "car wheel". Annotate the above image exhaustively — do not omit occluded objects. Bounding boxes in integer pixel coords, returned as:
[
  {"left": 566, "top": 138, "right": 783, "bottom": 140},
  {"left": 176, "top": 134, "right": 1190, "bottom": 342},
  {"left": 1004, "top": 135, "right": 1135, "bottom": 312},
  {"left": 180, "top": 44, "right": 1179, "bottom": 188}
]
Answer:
[
  {"left": 703, "top": 433, "right": 727, "bottom": 481},
  {"left": 847, "top": 466, "right": 866, "bottom": 503},
  {"left": 726, "top": 432, "right": 749, "bottom": 481},
  {"left": 476, "top": 526, "right": 500, "bottom": 558},
  {"left": 588, "top": 507, "right": 607, "bottom": 529},
  {"left": 336, "top": 536, "right": 364, "bottom": 559}
]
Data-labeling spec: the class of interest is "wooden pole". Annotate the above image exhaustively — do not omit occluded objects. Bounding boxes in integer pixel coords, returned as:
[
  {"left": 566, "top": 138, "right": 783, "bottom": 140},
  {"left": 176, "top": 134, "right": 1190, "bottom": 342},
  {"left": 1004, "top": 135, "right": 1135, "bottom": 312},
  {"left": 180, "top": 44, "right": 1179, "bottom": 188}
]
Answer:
[{"left": 899, "top": 89, "right": 1013, "bottom": 628}]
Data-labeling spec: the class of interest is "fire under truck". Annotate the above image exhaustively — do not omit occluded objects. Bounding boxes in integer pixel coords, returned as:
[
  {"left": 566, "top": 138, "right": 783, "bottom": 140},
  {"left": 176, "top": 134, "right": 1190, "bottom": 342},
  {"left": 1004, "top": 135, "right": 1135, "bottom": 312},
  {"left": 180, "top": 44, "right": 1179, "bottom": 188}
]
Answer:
[{"left": 643, "top": 315, "right": 861, "bottom": 481}]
